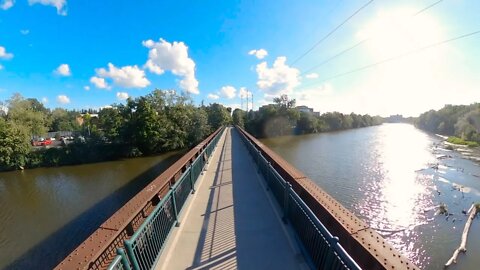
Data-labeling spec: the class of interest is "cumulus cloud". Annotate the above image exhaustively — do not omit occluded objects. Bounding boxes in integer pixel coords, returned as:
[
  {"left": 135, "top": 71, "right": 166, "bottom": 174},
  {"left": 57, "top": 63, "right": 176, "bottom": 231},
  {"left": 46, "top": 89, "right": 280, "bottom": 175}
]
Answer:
[
  {"left": 0, "top": 46, "right": 13, "bottom": 60},
  {"left": 305, "top": 72, "right": 319, "bottom": 79},
  {"left": 207, "top": 93, "right": 220, "bottom": 100},
  {"left": 256, "top": 56, "right": 300, "bottom": 96},
  {"left": 220, "top": 85, "right": 236, "bottom": 99},
  {"left": 238, "top": 87, "right": 252, "bottom": 98},
  {"left": 1, "top": 0, "right": 14, "bottom": 10},
  {"left": 28, "top": 0, "right": 67, "bottom": 15},
  {"left": 116, "top": 92, "right": 129, "bottom": 100},
  {"left": 20, "top": 29, "right": 30, "bottom": 35},
  {"left": 55, "top": 63, "right": 71, "bottom": 76},
  {"left": 94, "top": 63, "right": 150, "bottom": 88},
  {"left": 41, "top": 97, "right": 48, "bottom": 104},
  {"left": 248, "top": 49, "right": 268, "bottom": 59},
  {"left": 84, "top": 86, "right": 90, "bottom": 91},
  {"left": 90, "top": 76, "right": 109, "bottom": 89},
  {"left": 57, "top": 94, "right": 70, "bottom": 104},
  {"left": 142, "top": 38, "right": 199, "bottom": 94}
]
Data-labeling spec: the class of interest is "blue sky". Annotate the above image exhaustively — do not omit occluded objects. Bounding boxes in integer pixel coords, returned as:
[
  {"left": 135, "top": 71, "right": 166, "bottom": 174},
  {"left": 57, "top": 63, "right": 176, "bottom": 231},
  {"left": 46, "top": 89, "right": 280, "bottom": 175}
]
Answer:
[{"left": 1, "top": 0, "right": 479, "bottom": 116}]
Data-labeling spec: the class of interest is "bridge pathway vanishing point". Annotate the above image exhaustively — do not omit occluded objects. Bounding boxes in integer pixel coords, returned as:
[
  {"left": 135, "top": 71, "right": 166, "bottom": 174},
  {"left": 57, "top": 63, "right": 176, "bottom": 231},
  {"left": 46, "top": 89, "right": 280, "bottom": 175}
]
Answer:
[{"left": 156, "top": 127, "right": 308, "bottom": 269}]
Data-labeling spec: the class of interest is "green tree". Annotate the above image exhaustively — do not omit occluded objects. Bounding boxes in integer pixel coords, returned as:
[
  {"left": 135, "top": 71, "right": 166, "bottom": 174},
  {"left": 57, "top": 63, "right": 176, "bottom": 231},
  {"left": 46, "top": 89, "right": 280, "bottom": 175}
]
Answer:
[
  {"left": 206, "top": 103, "right": 231, "bottom": 130},
  {"left": 232, "top": 108, "right": 246, "bottom": 128},
  {"left": 98, "top": 107, "right": 123, "bottom": 143},
  {"left": 7, "top": 93, "right": 50, "bottom": 137},
  {"left": 0, "top": 118, "right": 30, "bottom": 170}
]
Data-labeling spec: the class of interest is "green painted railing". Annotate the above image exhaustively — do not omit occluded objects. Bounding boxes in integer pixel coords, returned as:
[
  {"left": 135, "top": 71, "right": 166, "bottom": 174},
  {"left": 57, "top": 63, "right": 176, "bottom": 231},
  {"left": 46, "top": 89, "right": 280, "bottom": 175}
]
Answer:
[
  {"left": 107, "top": 249, "right": 131, "bottom": 270},
  {"left": 237, "top": 128, "right": 361, "bottom": 270},
  {"left": 108, "top": 128, "right": 223, "bottom": 270}
]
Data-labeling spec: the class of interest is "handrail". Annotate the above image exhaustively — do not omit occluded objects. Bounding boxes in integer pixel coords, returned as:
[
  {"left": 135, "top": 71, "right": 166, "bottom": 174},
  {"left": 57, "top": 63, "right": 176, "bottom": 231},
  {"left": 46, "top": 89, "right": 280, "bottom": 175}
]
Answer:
[
  {"left": 56, "top": 127, "right": 224, "bottom": 270},
  {"left": 236, "top": 127, "right": 360, "bottom": 270},
  {"left": 235, "top": 126, "right": 418, "bottom": 270},
  {"left": 121, "top": 129, "right": 223, "bottom": 270}
]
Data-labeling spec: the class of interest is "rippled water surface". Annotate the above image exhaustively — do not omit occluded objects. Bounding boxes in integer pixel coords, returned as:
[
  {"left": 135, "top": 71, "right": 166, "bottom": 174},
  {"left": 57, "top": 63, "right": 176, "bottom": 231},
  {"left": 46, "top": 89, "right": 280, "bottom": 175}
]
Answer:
[
  {"left": 0, "top": 151, "right": 182, "bottom": 270},
  {"left": 261, "top": 123, "right": 480, "bottom": 270}
]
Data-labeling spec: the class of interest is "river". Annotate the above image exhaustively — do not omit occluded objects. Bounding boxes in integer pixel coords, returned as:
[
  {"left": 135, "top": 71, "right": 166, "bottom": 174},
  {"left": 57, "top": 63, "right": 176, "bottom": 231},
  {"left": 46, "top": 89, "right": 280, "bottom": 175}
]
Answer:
[
  {"left": 261, "top": 123, "right": 480, "bottom": 270},
  {"left": 0, "top": 151, "right": 183, "bottom": 270}
]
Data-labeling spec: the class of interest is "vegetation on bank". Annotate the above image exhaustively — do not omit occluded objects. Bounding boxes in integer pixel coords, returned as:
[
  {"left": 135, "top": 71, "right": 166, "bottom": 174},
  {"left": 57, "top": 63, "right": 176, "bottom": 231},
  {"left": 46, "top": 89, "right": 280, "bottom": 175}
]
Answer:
[
  {"left": 415, "top": 103, "right": 480, "bottom": 146},
  {"left": 0, "top": 91, "right": 383, "bottom": 172},
  {"left": 232, "top": 95, "right": 383, "bottom": 138},
  {"left": 446, "top": 136, "right": 479, "bottom": 148},
  {"left": 0, "top": 90, "right": 232, "bottom": 171}
]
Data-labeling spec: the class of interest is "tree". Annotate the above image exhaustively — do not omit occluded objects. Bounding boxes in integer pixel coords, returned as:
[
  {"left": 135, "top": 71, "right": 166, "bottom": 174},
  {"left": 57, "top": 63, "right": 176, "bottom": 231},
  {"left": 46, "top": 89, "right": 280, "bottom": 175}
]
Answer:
[
  {"left": 6, "top": 93, "right": 50, "bottom": 137},
  {"left": 98, "top": 107, "right": 123, "bottom": 143},
  {"left": 50, "top": 108, "right": 80, "bottom": 132},
  {"left": 0, "top": 118, "right": 30, "bottom": 170},
  {"left": 232, "top": 109, "right": 246, "bottom": 128},
  {"left": 188, "top": 107, "right": 211, "bottom": 145},
  {"left": 206, "top": 103, "right": 231, "bottom": 130}
]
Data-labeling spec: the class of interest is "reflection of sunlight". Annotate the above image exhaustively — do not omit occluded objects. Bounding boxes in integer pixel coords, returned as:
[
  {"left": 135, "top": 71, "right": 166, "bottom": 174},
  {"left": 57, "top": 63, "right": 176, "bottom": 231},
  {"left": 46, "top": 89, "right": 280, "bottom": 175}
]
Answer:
[
  {"left": 377, "top": 124, "right": 432, "bottom": 229},
  {"left": 355, "top": 124, "right": 437, "bottom": 265}
]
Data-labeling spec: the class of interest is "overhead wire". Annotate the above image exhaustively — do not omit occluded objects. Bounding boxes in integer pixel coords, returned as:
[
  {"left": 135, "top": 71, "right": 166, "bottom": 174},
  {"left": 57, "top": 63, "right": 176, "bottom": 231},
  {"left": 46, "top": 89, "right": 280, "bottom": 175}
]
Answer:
[
  {"left": 290, "top": 0, "right": 374, "bottom": 65},
  {"left": 301, "top": 0, "right": 445, "bottom": 76},
  {"left": 299, "top": 29, "right": 480, "bottom": 89}
]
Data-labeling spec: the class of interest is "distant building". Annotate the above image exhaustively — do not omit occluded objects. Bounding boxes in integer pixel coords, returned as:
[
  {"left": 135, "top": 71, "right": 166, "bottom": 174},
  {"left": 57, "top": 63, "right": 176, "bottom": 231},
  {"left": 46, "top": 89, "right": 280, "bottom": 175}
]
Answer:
[
  {"left": 76, "top": 113, "right": 99, "bottom": 126},
  {"left": 295, "top": 105, "right": 320, "bottom": 116}
]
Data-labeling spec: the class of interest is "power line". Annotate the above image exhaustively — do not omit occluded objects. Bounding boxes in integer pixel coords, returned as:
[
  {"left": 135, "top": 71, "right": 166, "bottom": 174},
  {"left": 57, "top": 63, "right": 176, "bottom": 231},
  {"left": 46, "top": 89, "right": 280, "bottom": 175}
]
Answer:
[
  {"left": 290, "top": 0, "right": 374, "bottom": 65},
  {"left": 300, "top": 29, "right": 480, "bottom": 88},
  {"left": 413, "top": 0, "right": 443, "bottom": 16},
  {"left": 301, "top": 0, "right": 445, "bottom": 75}
]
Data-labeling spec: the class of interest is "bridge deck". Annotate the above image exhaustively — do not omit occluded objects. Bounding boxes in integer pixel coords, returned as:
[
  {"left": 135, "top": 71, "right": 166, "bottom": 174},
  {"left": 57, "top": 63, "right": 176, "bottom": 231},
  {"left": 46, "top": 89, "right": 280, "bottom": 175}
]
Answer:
[{"left": 155, "top": 127, "right": 307, "bottom": 270}]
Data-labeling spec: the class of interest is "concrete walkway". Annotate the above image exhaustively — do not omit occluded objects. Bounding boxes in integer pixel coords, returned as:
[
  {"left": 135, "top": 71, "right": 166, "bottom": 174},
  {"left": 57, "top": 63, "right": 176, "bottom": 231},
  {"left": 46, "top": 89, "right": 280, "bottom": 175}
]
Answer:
[{"left": 155, "top": 127, "right": 306, "bottom": 270}]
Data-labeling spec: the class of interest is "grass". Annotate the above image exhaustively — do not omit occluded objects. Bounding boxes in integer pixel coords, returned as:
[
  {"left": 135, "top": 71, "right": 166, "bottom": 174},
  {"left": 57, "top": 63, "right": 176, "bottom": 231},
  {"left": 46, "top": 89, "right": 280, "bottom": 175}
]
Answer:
[{"left": 446, "top": 136, "right": 479, "bottom": 148}]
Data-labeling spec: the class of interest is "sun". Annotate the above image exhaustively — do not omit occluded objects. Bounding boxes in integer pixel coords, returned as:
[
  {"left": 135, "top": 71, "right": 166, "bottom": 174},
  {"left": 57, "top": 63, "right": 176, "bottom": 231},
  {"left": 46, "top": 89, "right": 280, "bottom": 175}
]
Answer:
[{"left": 357, "top": 8, "right": 444, "bottom": 60}]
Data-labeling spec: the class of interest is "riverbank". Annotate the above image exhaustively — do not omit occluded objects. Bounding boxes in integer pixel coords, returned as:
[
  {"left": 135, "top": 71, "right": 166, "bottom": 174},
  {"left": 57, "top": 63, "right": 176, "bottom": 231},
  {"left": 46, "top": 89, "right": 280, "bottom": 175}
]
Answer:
[
  {"left": 435, "top": 134, "right": 480, "bottom": 163},
  {"left": 446, "top": 136, "right": 479, "bottom": 148}
]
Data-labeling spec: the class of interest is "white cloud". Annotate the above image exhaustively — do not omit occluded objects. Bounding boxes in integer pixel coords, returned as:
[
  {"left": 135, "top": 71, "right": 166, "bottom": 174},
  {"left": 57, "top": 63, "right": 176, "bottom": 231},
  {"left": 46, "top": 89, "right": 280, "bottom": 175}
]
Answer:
[
  {"left": 41, "top": 97, "right": 48, "bottom": 104},
  {"left": 90, "top": 76, "right": 109, "bottom": 89},
  {"left": 256, "top": 56, "right": 300, "bottom": 96},
  {"left": 20, "top": 29, "right": 30, "bottom": 35},
  {"left": 238, "top": 87, "right": 252, "bottom": 98},
  {"left": 207, "top": 93, "right": 220, "bottom": 100},
  {"left": 305, "top": 72, "right": 319, "bottom": 79},
  {"left": 28, "top": 0, "right": 67, "bottom": 15},
  {"left": 95, "top": 63, "right": 150, "bottom": 88},
  {"left": 220, "top": 85, "right": 236, "bottom": 99},
  {"left": 55, "top": 63, "right": 71, "bottom": 76},
  {"left": 142, "top": 38, "right": 199, "bottom": 94},
  {"left": 84, "top": 86, "right": 90, "bottom": 91},
  {"left": 1, "top": 0, "right": 14, "bottom": 10},
  {"left": 248, "top": 49, "right": 268, "bottom": 59},
  {"left": 0, "top": 46, "right": 13, "bottom": 60},
  {"left": 56, "top": 95, "right": 70, "bottom": 104},
  {"left": 116, "top": 92, "right": 129, "bottom": 100}
]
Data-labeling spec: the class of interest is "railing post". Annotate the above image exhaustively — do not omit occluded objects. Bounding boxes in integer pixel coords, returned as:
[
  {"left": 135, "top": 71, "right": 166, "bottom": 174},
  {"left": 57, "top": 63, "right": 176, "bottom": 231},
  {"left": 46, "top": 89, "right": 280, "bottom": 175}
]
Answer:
[
  {"left": 124, "top": 239, "right": 140, "bottom": 270},
  {"left": 170, "top": 187, "right": 180, "bottom": 227},
  {"left": 117, "top": 248, "right": 132, "bottom": 270},
  {"left": 189, "top": 167, "right": 195, "bottom": 194},
  {"left": 282, "top": 182, "right": 292, "bottom": 224}
]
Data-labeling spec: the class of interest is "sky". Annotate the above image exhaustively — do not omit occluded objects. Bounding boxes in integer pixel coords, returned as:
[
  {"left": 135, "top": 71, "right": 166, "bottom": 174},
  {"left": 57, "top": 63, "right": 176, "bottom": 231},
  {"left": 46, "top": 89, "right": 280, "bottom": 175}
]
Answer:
[{"left": 0, "top": 0, "right": 479, "bottom": 117}]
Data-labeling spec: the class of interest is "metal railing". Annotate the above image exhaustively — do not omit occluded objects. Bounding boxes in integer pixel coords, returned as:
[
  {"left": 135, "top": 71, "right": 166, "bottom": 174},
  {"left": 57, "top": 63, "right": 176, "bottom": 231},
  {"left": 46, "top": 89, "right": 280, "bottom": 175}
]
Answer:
[
  {"left": 236, "top": 127, "right": 361, "bottom": 270},
  {"left": 107, "top": 128, "right": 223, "bottom": 270}
]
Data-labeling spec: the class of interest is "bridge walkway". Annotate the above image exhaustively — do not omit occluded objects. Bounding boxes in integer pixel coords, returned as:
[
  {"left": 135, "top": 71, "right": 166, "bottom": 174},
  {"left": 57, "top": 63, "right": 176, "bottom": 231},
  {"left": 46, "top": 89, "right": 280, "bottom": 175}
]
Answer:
[{"left": 155, "top": 127, "right": 307, "bottom": 270}]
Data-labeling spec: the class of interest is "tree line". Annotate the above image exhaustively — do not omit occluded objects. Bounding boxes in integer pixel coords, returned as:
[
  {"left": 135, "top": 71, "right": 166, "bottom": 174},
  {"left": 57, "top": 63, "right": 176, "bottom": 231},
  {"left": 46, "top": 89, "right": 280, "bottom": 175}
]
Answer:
[
  {"left": 0, "top": 90, "right": 232, "bottom": 171},
  {"left": 233, "top": 95, "right": 382, "bottom": 138},
  {"left": 415, "top": 103, "right": 480, "bottom": 144}
]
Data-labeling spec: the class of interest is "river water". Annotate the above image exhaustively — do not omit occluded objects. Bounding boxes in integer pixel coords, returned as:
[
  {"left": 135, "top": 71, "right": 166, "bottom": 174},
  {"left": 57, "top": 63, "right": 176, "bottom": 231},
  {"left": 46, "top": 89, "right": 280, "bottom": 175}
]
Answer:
[
  {"left": 0, "top": 151, "right": 183, "bottom": 270},
  {"left": 261, "top": 123, "right": 480, "bottom": 270}
]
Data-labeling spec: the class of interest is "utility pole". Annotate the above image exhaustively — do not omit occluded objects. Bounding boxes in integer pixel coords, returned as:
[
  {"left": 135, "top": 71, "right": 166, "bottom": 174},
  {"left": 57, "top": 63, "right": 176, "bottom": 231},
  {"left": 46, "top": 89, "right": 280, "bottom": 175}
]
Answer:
[
  {"left": 241, "top": 95, "right": 243, "bottom": 111},
  {"left": 246, "top": 89, "right": 249, "bottom": 112}
]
